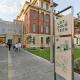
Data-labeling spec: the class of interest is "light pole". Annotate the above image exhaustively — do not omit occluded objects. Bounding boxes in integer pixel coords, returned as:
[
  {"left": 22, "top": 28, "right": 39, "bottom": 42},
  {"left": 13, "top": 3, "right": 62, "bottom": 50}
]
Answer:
[
  {"left": 50, "top": 0, "right": 54, "bottom": 63},
  {"left": 50, "top": 1, "right": 56, "bottom": 80}
]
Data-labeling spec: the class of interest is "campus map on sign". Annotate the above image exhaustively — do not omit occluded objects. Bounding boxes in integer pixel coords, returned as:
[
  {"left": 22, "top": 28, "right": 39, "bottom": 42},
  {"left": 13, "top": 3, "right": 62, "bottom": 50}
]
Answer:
[
  {"left": 55, "top": 14, "right": 74, "bottom": 80},
  {"left": 55, "top": 37, "right": 72, "bottom": 80}
]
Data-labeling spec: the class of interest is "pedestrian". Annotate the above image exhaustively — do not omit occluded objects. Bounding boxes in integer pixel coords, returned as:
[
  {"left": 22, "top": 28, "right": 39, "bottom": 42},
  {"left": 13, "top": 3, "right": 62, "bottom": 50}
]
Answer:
[
  {"left": 15, "top": 43, "right": 18, "bottom": 52},
  {"left": 2, "top": 42, "right": 6, "bottom": 48},
  {"left": 7, "top": 42, "right": 12, "bottom": 51},
  {"left": 13, "top": 44, "right": 15, "bottom": 51},
  {"left": 18, "top": 42, "right": 22, "bottom": 52},
  {"left": 7, "top": 40, "right": 12, "bottom": 51}
]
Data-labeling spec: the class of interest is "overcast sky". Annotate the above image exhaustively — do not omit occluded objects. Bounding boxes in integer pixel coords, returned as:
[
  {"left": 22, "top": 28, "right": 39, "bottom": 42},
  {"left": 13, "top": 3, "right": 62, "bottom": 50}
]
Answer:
[
  {"left": 0, "top": 0, "right": 23, "bottom": 21},
  {"left": 0, "top": 0, "right": 80, "bottom": 21}
]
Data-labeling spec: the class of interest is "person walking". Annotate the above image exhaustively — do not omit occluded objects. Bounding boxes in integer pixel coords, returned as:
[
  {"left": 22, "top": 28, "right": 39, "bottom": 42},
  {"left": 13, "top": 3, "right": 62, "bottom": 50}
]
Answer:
[
  {"left": 7, "top": 41, "right": 12, "bottom": 51},
  {"left": 18, "top": 42, "right": 22, "bottom": 52},
  {"left": 15, "top": 43, "right": 18, "bottom": 52},
  {"left": 13, "top": 44, "right": 15, "bottom": 51}
]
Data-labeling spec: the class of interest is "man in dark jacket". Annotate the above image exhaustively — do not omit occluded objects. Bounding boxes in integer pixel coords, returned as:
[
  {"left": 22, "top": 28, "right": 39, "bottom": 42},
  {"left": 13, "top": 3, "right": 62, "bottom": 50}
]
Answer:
[{"left": 7, "top": 39, "right": 12, "bottom": 51}]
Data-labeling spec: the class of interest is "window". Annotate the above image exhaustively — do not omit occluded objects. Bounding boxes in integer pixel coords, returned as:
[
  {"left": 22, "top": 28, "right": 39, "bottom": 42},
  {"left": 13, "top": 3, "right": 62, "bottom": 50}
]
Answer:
[
  {"left": 45, "top": 14, "right": 49, "bottom": 21},
  {"left": 41, "top": 37, "right": 43, "bottom": 44},
  {"left": 41, "top": 25, "right": 43, "bottom": 32},
  {"left": 2, "top": 28, "right": 5, "bottom": 33},
  {"left": 33, "top": 37, "right": 35, "bottom": 44},
  {"left": 32, "top": 11, "right": 38, "bottom": 19},
  {"left": 46, "top": 26, "right": 49, "bottom": 33},
  {"left": 33, "top": 23, "right": 36, "bottom": 32},
  {"left": 46, "top": 37, "right": 50, "bottom": 44},
  {"left": 77, "top": 38, "right": 78, "bottom": 44},
  {"left": 40, "top": 13, "right": 43, "bottom": 20},
  {"left": 46, "top": 3, "right": 49, "bottom": 10},
  {"left": 18, "top": 38, "right": 21, "bottom": 43},
  {"left": 41, "top": 2, "right": 43, "bottom": 8}
]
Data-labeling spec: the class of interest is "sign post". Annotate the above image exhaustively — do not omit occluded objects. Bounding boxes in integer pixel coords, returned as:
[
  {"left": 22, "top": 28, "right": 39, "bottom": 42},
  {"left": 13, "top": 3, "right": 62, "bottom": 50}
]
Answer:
[{"left": 55, "top": 7, "right": 74, "bottom": 80}]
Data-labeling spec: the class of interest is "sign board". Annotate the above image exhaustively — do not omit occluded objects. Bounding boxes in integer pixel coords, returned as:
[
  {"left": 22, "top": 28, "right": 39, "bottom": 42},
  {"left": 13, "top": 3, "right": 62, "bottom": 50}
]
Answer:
[
  {"left": 55, "top": 14, "right": 74, "bottom": 80},
  {"left": 55, "top": 14, "right": 73, "bottom": 36}
]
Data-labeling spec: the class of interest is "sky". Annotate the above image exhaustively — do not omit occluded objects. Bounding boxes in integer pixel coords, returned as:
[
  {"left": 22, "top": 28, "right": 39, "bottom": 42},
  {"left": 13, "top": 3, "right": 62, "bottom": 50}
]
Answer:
[
  {"left": 0, "top": 0, "right": 23, "bottom": 21},
  {"left": 0, "top": 0, "right": 80, "bottom": 21},
  {"left": 54, "top": 0, "right": 80, "bottom": 16}
]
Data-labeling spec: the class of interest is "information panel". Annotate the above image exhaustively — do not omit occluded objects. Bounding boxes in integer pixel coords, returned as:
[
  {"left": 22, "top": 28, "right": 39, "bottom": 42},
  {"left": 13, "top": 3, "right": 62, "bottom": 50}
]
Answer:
[{"left": 55, "top": 14, "right": 74, "bottom": 80}]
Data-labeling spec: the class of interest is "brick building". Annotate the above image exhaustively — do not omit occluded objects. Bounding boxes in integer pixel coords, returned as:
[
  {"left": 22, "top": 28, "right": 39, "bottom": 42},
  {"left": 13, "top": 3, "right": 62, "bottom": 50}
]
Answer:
[{"left": 16, "top": 0, "right": 57, "bottom": 48}]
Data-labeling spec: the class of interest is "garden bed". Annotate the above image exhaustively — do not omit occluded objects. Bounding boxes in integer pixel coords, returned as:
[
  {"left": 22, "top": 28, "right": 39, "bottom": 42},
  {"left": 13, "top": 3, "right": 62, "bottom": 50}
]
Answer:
[
  {"left": 25, "top": 47, "right": 80, "bottom": 74},
  {"left": 25, "top": 47, "right": 50, "bottom": 61}
]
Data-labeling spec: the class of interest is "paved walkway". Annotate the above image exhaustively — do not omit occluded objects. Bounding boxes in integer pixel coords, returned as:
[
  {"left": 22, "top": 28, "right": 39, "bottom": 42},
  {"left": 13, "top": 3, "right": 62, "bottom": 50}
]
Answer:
[
  {"left": 0, "top": 47, "right": 80, "bottom": 80},
  {"left": 10, "top": 49, "right": 54, "bottom": 80},
  {"left": 9, "top": 49, "right": 80, "bottom": 80},
  {"left": 0, "top": 47, "right": 8, "bottom": 80}
]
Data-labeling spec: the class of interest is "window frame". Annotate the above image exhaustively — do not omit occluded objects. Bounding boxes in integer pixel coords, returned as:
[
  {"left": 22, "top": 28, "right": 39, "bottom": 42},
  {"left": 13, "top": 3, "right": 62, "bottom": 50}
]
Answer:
[
  {"left": 45, "top": 25, "right": 49, "bottom": 33},
  {"left": 40, "top": 25, "right": 43, "bottom": 33},
  {"left": 41, "top": 1, "right": 43, "bottom": 8},
  {"left": 33, "top": 37, "right": 35, "bottom": 44},
  {"left": 46, "top": 3, "right": 49, "bottom": 10},
  {"left": 33, "top": 23, "right": 36, "bottom": 32}
]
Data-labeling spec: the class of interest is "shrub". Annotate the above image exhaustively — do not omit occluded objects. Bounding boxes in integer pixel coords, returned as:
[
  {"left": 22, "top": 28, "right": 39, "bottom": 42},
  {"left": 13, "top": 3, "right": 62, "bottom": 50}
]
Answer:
[{"left": 74, "top": 58, "right": 80, "bottom": 73}]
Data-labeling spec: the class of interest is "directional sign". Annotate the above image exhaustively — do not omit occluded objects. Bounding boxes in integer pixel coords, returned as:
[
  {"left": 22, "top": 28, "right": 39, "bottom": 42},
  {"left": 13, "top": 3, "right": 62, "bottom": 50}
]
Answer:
[{"left": 55, "top": 14, "right": 74, "bottom": 80}]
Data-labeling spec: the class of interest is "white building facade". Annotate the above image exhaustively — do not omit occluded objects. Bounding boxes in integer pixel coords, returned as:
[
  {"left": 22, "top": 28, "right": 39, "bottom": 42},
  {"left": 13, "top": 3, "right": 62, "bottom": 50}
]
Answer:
[{"left": 0, "top": 19, "right": 23, "bottom": 44}]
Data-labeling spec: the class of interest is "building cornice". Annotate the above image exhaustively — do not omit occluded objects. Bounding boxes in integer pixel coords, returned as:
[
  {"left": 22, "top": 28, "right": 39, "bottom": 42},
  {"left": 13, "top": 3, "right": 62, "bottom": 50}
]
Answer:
[
  {"left": 16, "top": 0, "right": 58, "bottom": 20},
  {"left": 16, "top": 1, "right": 30, "bottom": 20},
  {"left": 31, "top": 0, "right": 58, "bottom": 7}
]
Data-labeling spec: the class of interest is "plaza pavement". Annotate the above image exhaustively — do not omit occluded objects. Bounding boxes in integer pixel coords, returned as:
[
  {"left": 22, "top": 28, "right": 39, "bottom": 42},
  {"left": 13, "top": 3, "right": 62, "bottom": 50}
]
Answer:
[
  {"left": 9, "top": 49, "right": 80, "bottom": 80},
  {"left": 0, "top": 47, "right": 8, "bottom": 80},
  {"left": 0, "top": 47, "right": 80, "bottom": 80}
]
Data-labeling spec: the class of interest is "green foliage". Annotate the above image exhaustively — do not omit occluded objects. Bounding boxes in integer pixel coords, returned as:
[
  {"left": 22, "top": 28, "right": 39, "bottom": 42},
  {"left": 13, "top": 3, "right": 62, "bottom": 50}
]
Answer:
[
  {"left": 74, "top": 48, "right": 80, "bottom": 60},
  {"left": 26, "top": 48, "right": 50, "bottom": 61},
  {"left": 74, "top": 58, "right": 80, "bottom": 71},
  {"left": 25, "top": 48, "right": 80, "bottom": 61}
]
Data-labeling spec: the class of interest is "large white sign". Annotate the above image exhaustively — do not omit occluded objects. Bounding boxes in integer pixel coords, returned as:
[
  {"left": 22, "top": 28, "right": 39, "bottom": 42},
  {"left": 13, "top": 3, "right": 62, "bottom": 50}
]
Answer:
[
  {"left": 55, "top": 14, "right": 74, "bottom": 80},
  {"left": 55, "top": 14, "right": 73, "bottom": 36}
]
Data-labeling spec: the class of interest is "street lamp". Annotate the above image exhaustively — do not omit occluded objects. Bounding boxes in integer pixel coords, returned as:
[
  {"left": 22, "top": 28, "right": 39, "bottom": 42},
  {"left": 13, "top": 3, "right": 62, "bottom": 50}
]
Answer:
[
  {"left": 50, "top": 1, "right": 56, "bottom": 80},
  {"left": 50, "top": 0, "right": 54, "bottom": 63}
]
